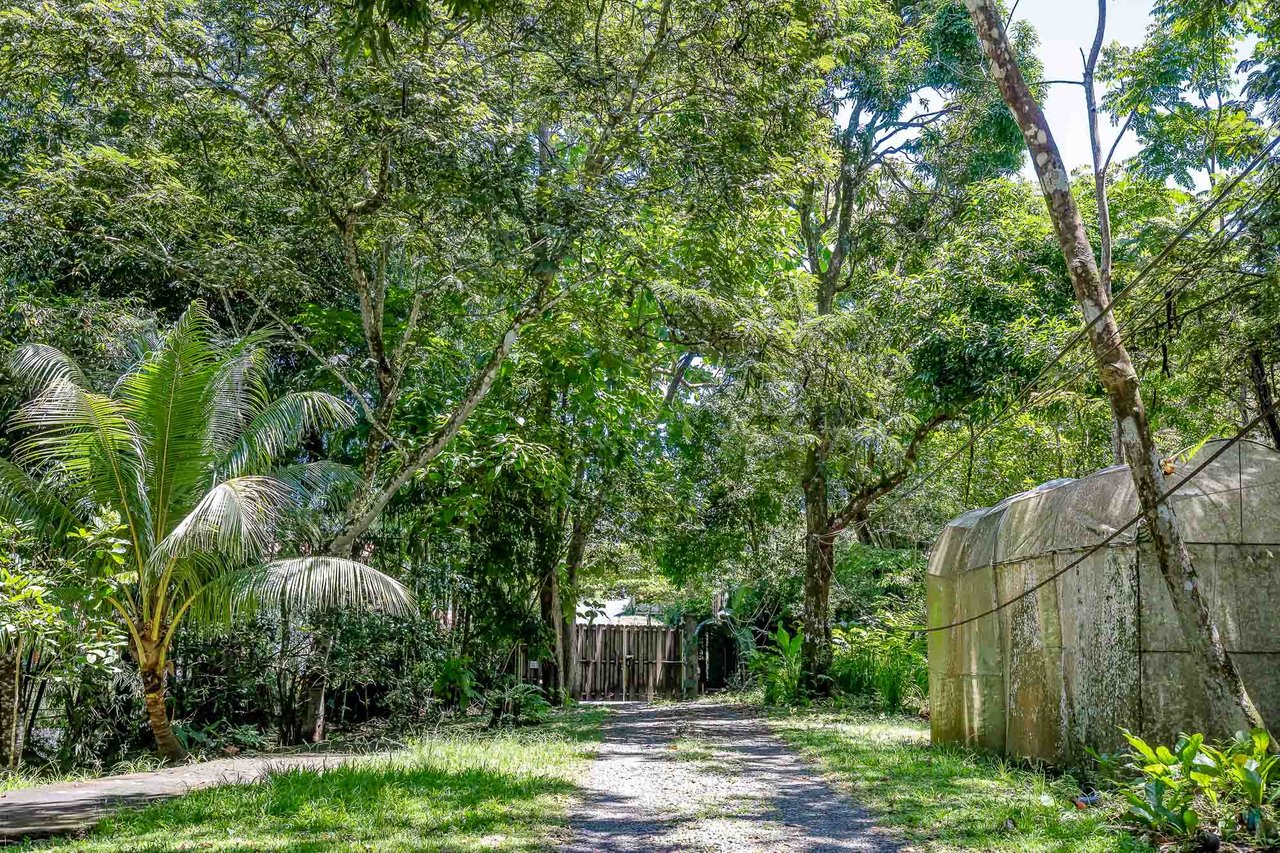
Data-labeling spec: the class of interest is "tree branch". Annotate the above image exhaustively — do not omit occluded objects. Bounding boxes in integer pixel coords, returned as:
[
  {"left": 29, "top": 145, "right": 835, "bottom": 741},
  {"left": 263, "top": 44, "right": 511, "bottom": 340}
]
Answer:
[
  {"left": 327, "top": 285, "right": 573, "bottom": 555},
  {"left": 830, "top": 412, "right": 952, "bottom": 534}
]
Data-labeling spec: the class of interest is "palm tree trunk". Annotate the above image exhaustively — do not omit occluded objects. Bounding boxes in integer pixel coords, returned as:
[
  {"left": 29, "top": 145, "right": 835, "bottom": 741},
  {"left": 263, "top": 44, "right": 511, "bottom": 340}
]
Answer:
[{"left": 140, "top": 657, "right": 187, "bottom": 762}]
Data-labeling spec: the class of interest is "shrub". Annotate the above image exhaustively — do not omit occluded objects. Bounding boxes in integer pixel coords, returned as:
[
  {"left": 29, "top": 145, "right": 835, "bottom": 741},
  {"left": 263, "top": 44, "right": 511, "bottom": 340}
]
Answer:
[
  {"left": 484, "top": 680, "right": 552, "bottom": 727},
  {"left": 750, "top": 625, "right": 805, "bottom": 706},
  {"left": 829, "top": 607, "right": 927, "bottom": 712},
  {"left": 432, "top": 657, "right": 480, "bottom": 713},
  {"left": 1105, "top": 727, "right": 1280, "bottom": 847}
]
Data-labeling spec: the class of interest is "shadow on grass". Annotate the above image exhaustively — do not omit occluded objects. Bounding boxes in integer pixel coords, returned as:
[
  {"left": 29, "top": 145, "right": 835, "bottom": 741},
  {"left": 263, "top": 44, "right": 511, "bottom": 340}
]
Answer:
[
  {"left": 772, "top": 711, "right": 1149, "bottom": 853},
  {"left": 29, "top": 709, "right": 605, "bottom": 853}
]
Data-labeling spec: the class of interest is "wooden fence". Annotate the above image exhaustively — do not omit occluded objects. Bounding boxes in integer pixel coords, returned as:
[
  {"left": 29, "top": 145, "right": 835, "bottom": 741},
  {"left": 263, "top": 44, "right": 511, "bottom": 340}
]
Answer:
[
  {"left": 513, "top": 619, "right": 706, "bottom": 701},
  {"left": 570, "top": 623, "right": 684, "bottom": 701}
]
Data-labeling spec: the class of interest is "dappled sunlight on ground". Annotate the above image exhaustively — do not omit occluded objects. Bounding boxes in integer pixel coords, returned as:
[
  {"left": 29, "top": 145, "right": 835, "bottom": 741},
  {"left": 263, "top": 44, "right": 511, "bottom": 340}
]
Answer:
[{"left": 769, "top": 708, "right": 1149, "bottom": 853}]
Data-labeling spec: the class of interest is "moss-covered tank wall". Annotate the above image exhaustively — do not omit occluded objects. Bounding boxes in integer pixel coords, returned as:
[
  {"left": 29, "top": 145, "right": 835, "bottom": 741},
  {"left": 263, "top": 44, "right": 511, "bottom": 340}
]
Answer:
[{"left": 927, "top": 440, "right": 1280, "bottom": 764}]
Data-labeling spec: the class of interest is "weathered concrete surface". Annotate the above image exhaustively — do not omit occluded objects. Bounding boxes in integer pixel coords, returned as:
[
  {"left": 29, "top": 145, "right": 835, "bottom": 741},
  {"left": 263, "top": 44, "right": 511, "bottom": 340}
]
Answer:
[
  {"left": 0, "top": 753, "right": 358, "bottom": 841},
  {"left": 928, "top": 439, "right": 1280, "bottom": 763}
]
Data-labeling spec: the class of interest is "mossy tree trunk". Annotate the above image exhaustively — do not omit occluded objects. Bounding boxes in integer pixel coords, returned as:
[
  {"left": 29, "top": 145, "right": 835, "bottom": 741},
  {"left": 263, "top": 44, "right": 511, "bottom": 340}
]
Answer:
[{"left": 0, "top": 641, "right": 22, "bottom": 769}]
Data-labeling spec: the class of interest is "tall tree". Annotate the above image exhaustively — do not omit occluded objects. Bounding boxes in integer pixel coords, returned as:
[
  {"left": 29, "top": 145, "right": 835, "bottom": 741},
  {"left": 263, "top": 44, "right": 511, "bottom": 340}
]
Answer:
[
  {"left": 1, "top": 304, "right": 411, "bottom": 759},
  {"left": 964, "top": 0, "right": 1266, "bottom": 736},
  {"left": 761, "top": 0, "right": 1029, "bottom": 682}
]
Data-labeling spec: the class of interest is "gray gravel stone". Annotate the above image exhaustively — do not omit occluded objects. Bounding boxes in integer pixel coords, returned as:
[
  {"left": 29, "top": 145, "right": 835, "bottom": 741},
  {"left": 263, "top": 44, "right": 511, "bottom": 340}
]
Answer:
[{"left": 559, "top": 702, "right": 900, "bottom": 852}]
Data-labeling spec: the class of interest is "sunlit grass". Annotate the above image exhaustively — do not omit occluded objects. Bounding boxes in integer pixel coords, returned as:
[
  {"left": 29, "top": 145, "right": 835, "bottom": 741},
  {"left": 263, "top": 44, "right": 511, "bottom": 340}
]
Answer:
[
  {"left": 0, "top": 766, "right": 93, "bottom": 794},
  {"left": 664, "top": 736, "right": 716, "bottom": 765},
  {"left": 768, "top": 708, "right": 1150, "bottom": 853},
  {"left": 22, "top": 709, "right": 604, "bottom": 853}
]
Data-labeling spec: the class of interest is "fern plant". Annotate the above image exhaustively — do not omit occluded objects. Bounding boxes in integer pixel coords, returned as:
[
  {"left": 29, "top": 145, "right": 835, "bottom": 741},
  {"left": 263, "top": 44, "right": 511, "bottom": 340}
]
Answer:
[{"left": 0, "top": 303, "right": 412, "bottom": 760}]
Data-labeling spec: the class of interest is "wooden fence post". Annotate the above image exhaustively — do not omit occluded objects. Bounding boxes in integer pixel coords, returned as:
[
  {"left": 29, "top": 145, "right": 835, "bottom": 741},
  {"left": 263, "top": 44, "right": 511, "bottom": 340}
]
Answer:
[
  {"left": 621, "top": 627, "right": 629, "bottom": 702},
  {"left": 681, "top": 614, "right": 698, "bottom": 699}
]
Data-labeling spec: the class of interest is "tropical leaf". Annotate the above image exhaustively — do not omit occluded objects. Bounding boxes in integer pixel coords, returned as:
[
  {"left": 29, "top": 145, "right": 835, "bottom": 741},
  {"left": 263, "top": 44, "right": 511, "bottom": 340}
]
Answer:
[
  {"left": 150, "top": 476, "right": 295, "bottom": 569},
  {"left": 0, "top": 458, "right": 79, "bottom": 536},
  {"left": 6, "top": 343, "right": 87, "bottom": 392},
  {"left": 217, "top": 391, "right": 355, "bottom": 479},
  {"left": 273, "top": 461, "right": 362, "bottom": 508},
  {"left": 205, "top": 328, "right": 276, "bottom": 455},
  {"left": 11, "top": 380, "right": 151, "bottom": 553},
  {"left": 190, "top": 556, "right": 414, "bottom": 624},
  {"left": 116, "top": 302, "right": 223, "bottom": 540}
]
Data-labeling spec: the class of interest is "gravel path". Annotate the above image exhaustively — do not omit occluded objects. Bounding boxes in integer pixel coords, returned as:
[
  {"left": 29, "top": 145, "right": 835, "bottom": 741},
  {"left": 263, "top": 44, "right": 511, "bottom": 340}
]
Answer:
[
  {"left": 0, "top": 753, "right": 358, "bottom": 841},
  {"left": 559, "top": 702, "right": 899, "bottom": 853}
]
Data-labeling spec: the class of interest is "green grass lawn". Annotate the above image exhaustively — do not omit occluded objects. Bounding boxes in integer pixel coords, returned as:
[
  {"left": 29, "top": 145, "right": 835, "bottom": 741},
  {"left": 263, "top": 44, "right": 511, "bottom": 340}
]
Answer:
[
  {"left": 23, "top": 709, "right": 604, "bottom": 853},
  {"left": 768, "top": 708, "right": 1150, "bottom": 853}
]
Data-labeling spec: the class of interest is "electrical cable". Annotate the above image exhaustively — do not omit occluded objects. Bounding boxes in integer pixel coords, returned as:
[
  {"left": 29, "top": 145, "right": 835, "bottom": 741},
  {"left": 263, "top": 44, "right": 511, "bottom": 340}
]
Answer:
[
  {"left": 915, "top": 398, "right": 1276, "bottom": 633},
  {"left": 848, "top": 143, "right": 1280, "bottom": 534}
]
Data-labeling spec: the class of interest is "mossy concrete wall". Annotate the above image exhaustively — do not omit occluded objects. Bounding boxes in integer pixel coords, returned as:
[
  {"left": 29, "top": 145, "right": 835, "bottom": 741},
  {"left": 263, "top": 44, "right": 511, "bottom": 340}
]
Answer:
[{"left": 927, "top": 440, "right": 1280, "bottom": 764}]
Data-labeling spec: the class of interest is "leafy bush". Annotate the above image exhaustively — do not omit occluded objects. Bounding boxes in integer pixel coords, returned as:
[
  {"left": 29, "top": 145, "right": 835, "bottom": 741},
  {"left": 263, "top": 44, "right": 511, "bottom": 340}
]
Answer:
[
  {"left": 751, "top": 625, "right": 805, "bottom": 706},
  {"left": 432, "top": 657, "right": 480, "bottom": 713},
  {"left": 829, "top": 607, "right": 927, "bottom": 712},
  {"left": 1106, "top": 727, "right": 1280, "bottom": 846},
  {"left": 484, "top": 680, "right": 551, "bottom": 727}
]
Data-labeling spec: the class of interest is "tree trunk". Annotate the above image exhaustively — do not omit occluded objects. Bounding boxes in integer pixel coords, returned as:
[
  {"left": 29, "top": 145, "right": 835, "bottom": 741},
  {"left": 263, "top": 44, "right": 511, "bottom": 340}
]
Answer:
[
  {"left": 300, "top": 633, "right": 334, "bottom": 744},
  {"left": 0, "top": 642, "right": 21, "bottom": 769},
  {"left": 1248, "top": 346, "right": 1280, "bottom": 449},
  {"left": 850, "top": 505, "right": 873, "bottom": 546},
  {"left": 800, "top": 429, "right": 835, "bottom": 689},
  {"left": 965, "top": 0, "right": 1265, "bottom": 736},
  {"left": 139, "top": 651, "right": 187, "bottom": 762},
  {"left": 300, "top": 674, "right": 327, "bottom": 744},
  {"left": 23, "top": 672, "right": 45, "bottom": 763},
  {"left": 1083, "top": 0, "right": 1126, "bottom": 466},
  {"left": 681, "top": 614, "right": 700, "bottom": 698},
  {"left": 538, "top": 565, "right": 562, "bottom": 704},
  {"left": 560, "top": 509, "right": 594, "bottom": 704}
]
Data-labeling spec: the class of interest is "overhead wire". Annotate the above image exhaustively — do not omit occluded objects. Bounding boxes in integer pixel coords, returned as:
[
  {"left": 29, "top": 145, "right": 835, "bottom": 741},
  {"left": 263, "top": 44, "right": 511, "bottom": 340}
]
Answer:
[
  {"left": 847, "top": 136, "right": 1280, "bottom": 535},
  {"left": 916, "top": 399, "right": 1276, "bottom": 633}
]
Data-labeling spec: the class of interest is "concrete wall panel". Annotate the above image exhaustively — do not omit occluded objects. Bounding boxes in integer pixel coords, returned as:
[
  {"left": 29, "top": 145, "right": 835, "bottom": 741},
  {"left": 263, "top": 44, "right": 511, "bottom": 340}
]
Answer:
[
  {"left": 1138, "top": 544, "right": 1218, "bottom": 652},
  {"left": 1141, "top": 652, "right": 1211, "bottom": 746},
  {"left": 1058, "top": 548, "right": 1140, "bottom": 756}
]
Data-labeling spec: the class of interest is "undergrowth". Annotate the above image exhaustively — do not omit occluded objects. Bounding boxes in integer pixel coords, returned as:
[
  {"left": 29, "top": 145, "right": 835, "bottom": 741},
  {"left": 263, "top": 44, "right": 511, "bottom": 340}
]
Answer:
[{"left": 21, "top": 707, "right": 605, "bottom": 853}]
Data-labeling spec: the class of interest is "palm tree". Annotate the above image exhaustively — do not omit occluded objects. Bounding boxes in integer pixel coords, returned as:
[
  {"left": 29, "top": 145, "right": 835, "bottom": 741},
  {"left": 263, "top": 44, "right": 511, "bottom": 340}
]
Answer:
[{"left": 0, "top": 303, "right": 412, "bottom": 760}]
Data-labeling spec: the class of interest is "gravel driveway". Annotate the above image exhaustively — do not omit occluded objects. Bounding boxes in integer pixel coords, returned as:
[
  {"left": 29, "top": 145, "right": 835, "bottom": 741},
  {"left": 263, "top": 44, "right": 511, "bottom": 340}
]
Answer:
[{"left": 559, "top": 702, "right": 899, "bottom": 852}]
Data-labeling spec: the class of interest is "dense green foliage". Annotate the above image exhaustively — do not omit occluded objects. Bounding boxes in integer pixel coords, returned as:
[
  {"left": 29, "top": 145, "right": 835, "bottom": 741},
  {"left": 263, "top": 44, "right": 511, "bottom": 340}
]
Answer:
[
  {"left": 0, "top": 1, "right": 1279, "bottom": 829},
  {"left": 1105, "top": 728, "right": 1280, "bottom": 847}
]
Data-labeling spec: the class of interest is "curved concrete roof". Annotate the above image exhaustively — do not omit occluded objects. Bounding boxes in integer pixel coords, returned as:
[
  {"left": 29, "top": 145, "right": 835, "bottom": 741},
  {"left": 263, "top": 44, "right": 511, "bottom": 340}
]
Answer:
[{"left": 928, "top": 439, "right": 1280, "bottom": 576}]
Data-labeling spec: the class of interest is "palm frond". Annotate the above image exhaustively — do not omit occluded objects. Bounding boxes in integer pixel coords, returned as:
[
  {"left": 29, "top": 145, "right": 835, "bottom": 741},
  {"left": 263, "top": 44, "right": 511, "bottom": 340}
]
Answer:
[
  {"left": 218, "top": 392, "right": 355, "bottom": 479},
  {"left": 150, "top": 476, "right": 294, "bottom": 570},
  {"left": 273, "top": 461, "right": 362, "bottom": 509},
  {"left": 116, "top": 302, "right": 223, "bottom": 541},
  {"left": 0, "top": 459, "right": 80, "bottom": 536},
  {"left": 11, "top": 381, "right": 151, "bottom": 553},
  {"left": 206, "top": 329, "right": 276, "bottom": 455},
  {"left": 189, "top": 556, "right": 414, "bottom": 625},
  {"left": 7, "top": 344, "right": 87, "bottom": 392}
]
